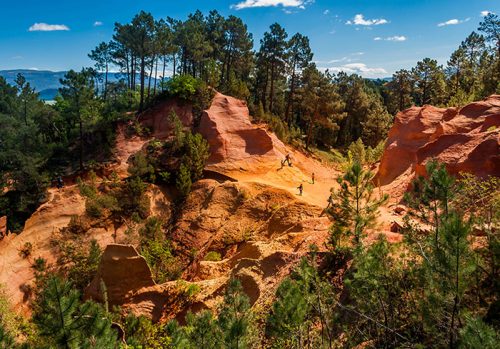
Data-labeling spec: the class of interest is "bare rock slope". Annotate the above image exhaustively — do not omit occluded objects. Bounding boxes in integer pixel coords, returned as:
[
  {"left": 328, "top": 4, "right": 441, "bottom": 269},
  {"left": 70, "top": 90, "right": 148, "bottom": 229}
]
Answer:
[{"left": 376, "top": 95, "right": 500, "bottom": 198}]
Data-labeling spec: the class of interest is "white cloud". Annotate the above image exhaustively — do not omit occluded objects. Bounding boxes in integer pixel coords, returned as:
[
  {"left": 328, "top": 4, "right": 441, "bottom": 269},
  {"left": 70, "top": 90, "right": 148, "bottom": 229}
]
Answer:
[
  {"left": 323, "top": 9, "right": 330, "bottom": 15},
  {"left": 374, "top": 35, "right": 407, "bottom": 42},
  {"left": 481, "top": 11, "right": 495, "bottom": 17},
  {"left": 346, "top": 14, "right": 388, "bottom": 26},
  {"left": 437, "top": 18, "right": 470, "bottom": 27},
  {"left": 322, "top": 63, "right": 387, "bottom": 77},
  {"left": 231, "top": 0, "right": 312, "bottom": 10},
  {"left": 29, "top": 23, "right": 70, "bottom": 31},
  {"left": 93, "top": 21, "right": 103, "bottom": 27}
]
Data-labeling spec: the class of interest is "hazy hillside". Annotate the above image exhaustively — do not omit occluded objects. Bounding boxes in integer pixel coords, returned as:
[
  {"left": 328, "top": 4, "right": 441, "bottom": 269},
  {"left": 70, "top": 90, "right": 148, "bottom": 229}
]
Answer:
[{"left": 0, "top": 69, "right": 125, "bottom": 100}]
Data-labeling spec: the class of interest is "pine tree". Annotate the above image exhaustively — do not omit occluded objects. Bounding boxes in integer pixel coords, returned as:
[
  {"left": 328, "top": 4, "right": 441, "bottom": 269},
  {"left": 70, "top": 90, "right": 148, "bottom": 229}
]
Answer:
[
  {"left": 185, "top": 310, "right": 222, "bottom": 349},
  {"left": 412, "top": 58, "right": 447, "bottom": 106},
  {"left": 327, "top": 162, "right": 388, "bottom": 248},
  {"left": 459, "top": 316, "right": 500, "bottom": 349},
  {"left": 176, "top": 162, "right": 192, "bottom": 198},
  {"left": 0, "top": 322, "right": 15, "bottom": 349},
  {"left": 345, "top": 235, "right": 409, "bottom": 347},
  {"left": 404, "top": 161, "right": 477, "bottom": 347},
  {"left": 184, "top": 132, "right": 209, "bottom": 182},
  {"left": 218, "top": 278, "right": 252, "bottom": 349},
  {"left": 267, "top": 277, "right": 309, "bottom": 348},
  {"left": 33, "top": 276, "right": 117, "bottom": 348},
  {"left": 404, "top": 160, "right": 458, "bottom": 246},
  {"left": 386, "top": 69, "right": 414, "bottom": 114}
]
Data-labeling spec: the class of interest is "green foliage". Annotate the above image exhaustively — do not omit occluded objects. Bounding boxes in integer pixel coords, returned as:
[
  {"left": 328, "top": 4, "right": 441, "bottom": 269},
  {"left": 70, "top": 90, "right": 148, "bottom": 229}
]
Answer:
[
  {"left": 459, "top": 316, "right": 500, "bottom": 348},
  {"left": 267, "top": 256, "right": 337, "bottom": 348},
  {"left": 204, "top": 251, "right": 222, "bottom": 262},
  {"left": 19, "top": 242, "right": 33, "bottom": 259},
  {"left": 327, "top": 161, "right": 388, "bottom": 248},
  {"left": 183, "top": 132, "right": 209, "bottom": 182},
  {"left": 128, "top": 152, "right": 156, "bottom": 181},
  {"left": 266, "top": 277, "right": 309, "bottom": 347},
  {"left": 405, "top": 160, "right": 458, "bottom": 243},
  {"left": 343, "top": 235, "right": 411, "bottom": 347},
  {"left": 138, "top": 217, "right": 181, "bottom": 283},
  {"left": 141, "top": 239, "right": 180, "bottom": 283},
  {"left": 164, "top": 74, "right": 200, "bottom": 100},
  {"left": 218, "top": 278, "right": 253, "bottom": 349},
  {"left": 33, "top": 276, "right": 117, "bottom": 348},
  {"left": 124, "top": 313, "right": 169, "bottom": 348},
  {"left": 176, "top": 163, "right": 192, "bottom": 198}
]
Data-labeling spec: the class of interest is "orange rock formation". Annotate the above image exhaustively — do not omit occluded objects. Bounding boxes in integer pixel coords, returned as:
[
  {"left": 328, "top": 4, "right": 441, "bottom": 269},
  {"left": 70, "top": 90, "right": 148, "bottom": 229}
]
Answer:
[{"left": 376, "top": 95, "right": 500, "bottom": 198}]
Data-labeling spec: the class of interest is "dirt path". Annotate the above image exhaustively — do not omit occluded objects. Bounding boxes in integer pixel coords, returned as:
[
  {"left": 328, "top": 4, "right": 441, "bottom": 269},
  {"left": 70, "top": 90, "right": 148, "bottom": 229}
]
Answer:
[{"left": 114, "top": 124, "right": 149, "bottom": 178}]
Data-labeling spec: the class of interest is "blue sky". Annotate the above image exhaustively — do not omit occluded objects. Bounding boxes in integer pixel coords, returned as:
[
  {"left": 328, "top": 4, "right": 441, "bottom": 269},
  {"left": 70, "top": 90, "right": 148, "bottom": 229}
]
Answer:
[{"left": 1, "top": 0, "right": 498, "bottom": 78}]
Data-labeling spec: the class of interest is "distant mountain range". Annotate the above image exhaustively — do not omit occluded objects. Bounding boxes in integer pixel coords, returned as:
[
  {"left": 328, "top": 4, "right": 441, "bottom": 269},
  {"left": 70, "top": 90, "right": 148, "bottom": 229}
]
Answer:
[
  {"left": 0, "top": 69, "right": 125, "bottom": 100},
  {"left": 0, "top": 69, "right": 390, "bottom": 101}
]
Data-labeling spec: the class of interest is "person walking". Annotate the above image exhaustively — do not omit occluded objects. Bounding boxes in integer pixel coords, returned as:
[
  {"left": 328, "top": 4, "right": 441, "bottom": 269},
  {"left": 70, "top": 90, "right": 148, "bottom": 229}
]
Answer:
[
  {"left": 311, "top": 172, "right": 315, "bottom": 184},
  {"left": 297, "top": 183, "right": 303, "bottom": 196},
  {"left": 56, "top": 176, "right": 64, "bottom": 190}
]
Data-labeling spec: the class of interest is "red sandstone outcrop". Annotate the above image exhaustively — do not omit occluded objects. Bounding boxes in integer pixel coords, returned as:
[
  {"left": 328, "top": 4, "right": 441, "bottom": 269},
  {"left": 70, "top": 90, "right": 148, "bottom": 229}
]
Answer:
[
  {"left": 138, "top": 98, "right": 193, "bottom": 139},
  {"left": 376, "top": 95, "right": 500, "bottom": 195},
  {"left": 85, "top": 245, "right": 155, "bottom": 306},
  {"left": 198, "top": 93, "right": 287, "bottom": 175},
  {"left": 85, "top": 179, "right": 332, "bottom": 321},
  {"left": 0, "top": 216, "right": 6, "bottom": 238}
]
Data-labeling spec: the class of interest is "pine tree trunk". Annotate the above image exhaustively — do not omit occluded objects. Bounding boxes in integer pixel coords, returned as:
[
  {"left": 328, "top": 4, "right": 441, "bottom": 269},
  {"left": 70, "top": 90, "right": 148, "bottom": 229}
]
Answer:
[
  {"left": 139, "top": 55, "right": 145, "bottom": 112},
  {"left": 269, "top": 63, "right": 275, "bottom": 113},
  {"left": 153, "top": 57, "right": 159, "bottom": 96},
  {"left": 285, "top": 67, "right": 296, "bottom": 123},
  {"left": 104, "top": 63, "right": 108, "bottom": 101}
]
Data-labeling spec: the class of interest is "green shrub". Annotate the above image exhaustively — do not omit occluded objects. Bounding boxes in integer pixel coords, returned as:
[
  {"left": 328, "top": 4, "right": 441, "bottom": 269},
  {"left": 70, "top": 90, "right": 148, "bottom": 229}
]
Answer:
[
  {"left": 164, "top": 74, "right": 199, "bottom": 100},
  {"left": 204, "top": 251, "right": 222, "bottom": 262},
  {"left": 128, "top": 152, "right": 155, "bottom": 180},
  {"left": 176, "top": 163, "right": 192, "bottom": 198},
  {"left": 19, "top": 242, "right": 33, "bottom": 259}
]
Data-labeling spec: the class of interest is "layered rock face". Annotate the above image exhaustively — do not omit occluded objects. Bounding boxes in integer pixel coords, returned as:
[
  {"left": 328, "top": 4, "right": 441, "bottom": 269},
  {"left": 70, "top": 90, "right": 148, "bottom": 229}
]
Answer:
[
  {"left": 85, "top": 245, "right": 155, "bottom": 306},
  {"left": 376, "top": 95, "right": 500, "bottom": 190},
  {"left": 85, "top": 179, "right": 331, "bottom": 321},
  {"left": 198, "top": 93, "right": 287, "bottom": 175},
  {"left": 138, "top": 98, "right": 193, "bottom": 139}
]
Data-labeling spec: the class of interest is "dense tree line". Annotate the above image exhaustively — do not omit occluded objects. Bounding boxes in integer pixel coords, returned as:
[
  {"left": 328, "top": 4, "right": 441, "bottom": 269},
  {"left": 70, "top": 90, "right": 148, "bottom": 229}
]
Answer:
[{"left": 386, "top": 14, "right": 500, "bottom": 114}]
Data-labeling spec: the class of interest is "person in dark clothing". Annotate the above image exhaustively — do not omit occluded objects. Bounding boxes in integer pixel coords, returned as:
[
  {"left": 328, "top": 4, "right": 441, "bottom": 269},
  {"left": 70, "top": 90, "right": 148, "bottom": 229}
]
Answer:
[
  {"left": 311, "top": 172, "right": 315, "bottom": 184},
  {"left": 285, "top": 153, "right": 292, "bottom": 166},
  {"left": 326, "top": 193, "right": 334, "bottom": 209},
  {"left": 297, "top": 183, "right": 303, "bottom": 196},
  {"left": 56, "top": 176, "right": 64, "bottom": 190}
]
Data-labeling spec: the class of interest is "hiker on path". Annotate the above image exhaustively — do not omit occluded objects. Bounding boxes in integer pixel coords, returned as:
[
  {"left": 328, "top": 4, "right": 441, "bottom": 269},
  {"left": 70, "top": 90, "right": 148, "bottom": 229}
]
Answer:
[
  {"left": 311, "top": 172, "right": 315, "bottom": 184},
  {"left": 56, "top": 176, "right": 64, "bottom": 190},
  {"left": 326, "top": 193, "right": 334, "bottom": 209},
  {"left": 285, "top": 153, "right": 292, "bottom": 166},
  {"left": 297, "top": 183, "right": 303, "bottom": 196}
]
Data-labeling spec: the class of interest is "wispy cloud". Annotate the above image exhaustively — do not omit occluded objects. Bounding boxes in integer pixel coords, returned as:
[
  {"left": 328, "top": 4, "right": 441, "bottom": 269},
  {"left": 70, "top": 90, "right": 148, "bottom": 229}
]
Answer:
[
  {"left": 93, "top": 21, "right": 103, "bottom": 27},
  {"left": 323, "top": 9, "right": 330, "bottom": 15},
  {"left": 437, "top": 18, "right": 470, "bottom": 27},
  {"left": 29, "top": 23, "right": 70, "bottom": 32},
  {"left": 321, "top": 63, "right": 387, "bottom": 77},
  {"left": 231, "top": 0, "right": 312, "bottom": 10},
  {"left": 346, "top": 14, "right": 388, "bottom": 26},
  {"left": 315, "top": 52, "right": 364, "bottom": 64},
  {"left": 481, "top": 11, "right": 494, "bottom": 17},
  {"left": 374, "top": 35, "right": 407, "bottom": 42}
]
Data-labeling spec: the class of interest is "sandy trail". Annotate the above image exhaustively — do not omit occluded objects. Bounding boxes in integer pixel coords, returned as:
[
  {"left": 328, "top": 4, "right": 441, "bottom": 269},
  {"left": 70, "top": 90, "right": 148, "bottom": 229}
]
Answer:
[
  {"left": 228, "top": 152, "right": 340, "bottom": 209},
  {"left": 114, "top": 123, "right": 149, "bottom": 178}
]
